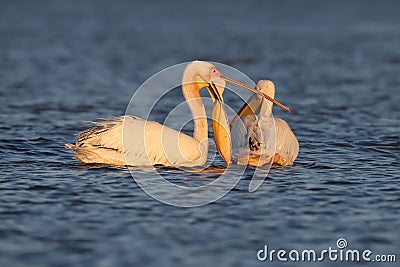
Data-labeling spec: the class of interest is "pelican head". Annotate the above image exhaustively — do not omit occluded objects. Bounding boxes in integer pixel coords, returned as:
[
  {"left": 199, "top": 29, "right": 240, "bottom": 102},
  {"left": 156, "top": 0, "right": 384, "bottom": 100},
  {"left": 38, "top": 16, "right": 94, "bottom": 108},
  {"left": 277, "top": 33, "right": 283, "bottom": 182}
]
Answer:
[
  {"left": 190, "top": 60, "right": 221, "bottom": 82},
  {"left": 257, "top": 80, "right": 276, "bottom": 99},
  {"left": 182, "top": 61, "right": 284, "bottom": 107},
  {"left": 230, "top": 79, "right": 288, "bottom": 127},
  {"left": 182, "top": 61, "right": 222, "bottom": 94}
]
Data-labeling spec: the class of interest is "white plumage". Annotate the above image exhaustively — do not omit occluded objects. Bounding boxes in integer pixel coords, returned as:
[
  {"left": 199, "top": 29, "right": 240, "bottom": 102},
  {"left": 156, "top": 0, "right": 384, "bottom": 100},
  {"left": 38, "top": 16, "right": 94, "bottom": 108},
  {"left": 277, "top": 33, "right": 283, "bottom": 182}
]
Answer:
[
  {"left": 66, "top": 61, "right": 228, "bottom": 167},
  {"left": 231, "top": 80, "right": 299, "bottom": 166},
  {"left": 66, "top": 115, "right": 209, "bottom": 166}
]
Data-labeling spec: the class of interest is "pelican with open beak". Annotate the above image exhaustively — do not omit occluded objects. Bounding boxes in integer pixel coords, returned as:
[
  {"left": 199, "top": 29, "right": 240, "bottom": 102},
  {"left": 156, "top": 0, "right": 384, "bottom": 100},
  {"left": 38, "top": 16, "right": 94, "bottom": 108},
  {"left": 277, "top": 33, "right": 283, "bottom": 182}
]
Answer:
[{"left": 230, "top": 80, "right": 299, "bottom": 166}]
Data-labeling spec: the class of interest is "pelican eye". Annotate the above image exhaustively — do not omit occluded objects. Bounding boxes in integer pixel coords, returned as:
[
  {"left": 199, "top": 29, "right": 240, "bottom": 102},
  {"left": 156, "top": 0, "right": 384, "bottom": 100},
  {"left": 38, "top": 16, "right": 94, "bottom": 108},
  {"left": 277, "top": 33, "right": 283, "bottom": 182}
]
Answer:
[{"left": 210, "top": 68, "right": 220, "bottom": 77}]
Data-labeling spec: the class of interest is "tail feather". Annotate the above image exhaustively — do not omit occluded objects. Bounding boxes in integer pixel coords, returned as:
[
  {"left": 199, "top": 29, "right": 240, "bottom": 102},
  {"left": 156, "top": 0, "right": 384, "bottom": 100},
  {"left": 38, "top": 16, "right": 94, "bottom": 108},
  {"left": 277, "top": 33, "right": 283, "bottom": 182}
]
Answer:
[
  {"left": 65, "top": 143, "right": 125, "bottom": 165},
  {"left": 65, "top": 143, "right": 75, "bottom": 150}
]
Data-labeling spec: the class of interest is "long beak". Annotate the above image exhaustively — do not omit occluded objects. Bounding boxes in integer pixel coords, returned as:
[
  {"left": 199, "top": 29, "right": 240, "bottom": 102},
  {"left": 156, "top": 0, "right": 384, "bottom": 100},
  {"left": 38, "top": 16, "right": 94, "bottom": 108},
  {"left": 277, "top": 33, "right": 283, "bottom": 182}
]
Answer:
[
  {"left": 229, "top": 93, "right": 262, "bottom": 127},
  {"left": 208, "top": 80, "right": 231, "bottom": 166},
  {"left": 221, "top": 75, "right": 291, "bottom": 113},
  {"left": 206, "top": 81, "right": 224, "bottom": 102}
]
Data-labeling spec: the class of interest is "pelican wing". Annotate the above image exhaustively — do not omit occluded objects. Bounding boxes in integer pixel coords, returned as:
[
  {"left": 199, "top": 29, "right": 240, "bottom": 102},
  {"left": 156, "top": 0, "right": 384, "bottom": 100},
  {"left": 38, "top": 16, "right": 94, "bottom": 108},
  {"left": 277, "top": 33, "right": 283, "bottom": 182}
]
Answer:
[
  {"left": 76, "top": 117, "right": 126, "bottom": 151},
  {"left": 273, "top": 118, "right": 299, "bottom": 166},
  {"left": 66, "top": 115, "right": 204, "bottom": 166}
]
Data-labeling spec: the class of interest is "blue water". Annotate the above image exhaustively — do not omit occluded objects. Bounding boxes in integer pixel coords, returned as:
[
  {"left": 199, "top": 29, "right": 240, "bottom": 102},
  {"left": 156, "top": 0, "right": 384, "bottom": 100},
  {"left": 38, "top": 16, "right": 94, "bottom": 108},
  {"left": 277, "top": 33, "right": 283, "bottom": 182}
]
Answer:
[{"left": 1, "top": 1, "right": 399, "bottom": 266}]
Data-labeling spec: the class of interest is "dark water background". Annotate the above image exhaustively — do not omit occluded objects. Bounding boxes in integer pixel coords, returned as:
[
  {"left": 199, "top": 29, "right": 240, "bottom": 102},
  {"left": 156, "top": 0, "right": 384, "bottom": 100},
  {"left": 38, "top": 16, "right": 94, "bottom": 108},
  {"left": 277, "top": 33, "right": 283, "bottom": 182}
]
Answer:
[{"left": 1, "top": 0, "right": 399, "bottom": 266}]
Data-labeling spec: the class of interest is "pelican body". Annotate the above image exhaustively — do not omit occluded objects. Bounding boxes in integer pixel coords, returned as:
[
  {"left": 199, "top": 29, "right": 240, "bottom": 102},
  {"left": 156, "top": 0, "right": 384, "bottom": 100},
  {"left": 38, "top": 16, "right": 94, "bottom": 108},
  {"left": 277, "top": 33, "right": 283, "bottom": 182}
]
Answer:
[
  {"left": 66, "top": 61, "right": 229, "bottom": 167},
  {"left": 230, "top": 80, "right": 299, "bottom": 166}
]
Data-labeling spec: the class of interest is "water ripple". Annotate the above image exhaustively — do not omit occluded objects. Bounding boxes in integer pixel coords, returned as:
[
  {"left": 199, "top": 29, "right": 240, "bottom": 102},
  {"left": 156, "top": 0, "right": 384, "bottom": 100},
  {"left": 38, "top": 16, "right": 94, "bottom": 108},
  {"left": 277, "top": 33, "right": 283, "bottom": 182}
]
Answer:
[{"left": 1, "top": 1, "right": 400, "bottom": 266}]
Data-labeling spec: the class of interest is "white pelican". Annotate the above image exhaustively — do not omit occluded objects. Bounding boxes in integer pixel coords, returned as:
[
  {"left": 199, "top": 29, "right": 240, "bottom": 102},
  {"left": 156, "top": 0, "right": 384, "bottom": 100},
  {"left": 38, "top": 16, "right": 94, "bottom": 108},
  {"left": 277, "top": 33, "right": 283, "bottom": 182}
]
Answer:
[
  {"left": 65, "top": 61, "right": 268, "bottom": 167},
  {"left": 224, "top": 80, "right": 299, "bottom": 166}
]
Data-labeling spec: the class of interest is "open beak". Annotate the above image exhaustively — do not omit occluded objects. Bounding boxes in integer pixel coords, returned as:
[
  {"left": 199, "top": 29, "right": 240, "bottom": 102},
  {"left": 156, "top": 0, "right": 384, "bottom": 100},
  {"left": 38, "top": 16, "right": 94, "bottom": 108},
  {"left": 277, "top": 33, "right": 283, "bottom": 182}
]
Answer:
[
  {"left": 229, "top": 93, "right": 263, "bottom": 127},
  {"left": 206, "top": 81, "right": 224, "bottom": 102},
  {"left": 208, "top": 78, "right": 231, "bottom": 166},
  {"left": 206, "top": 74, "right": 290, "bottom": 166}
]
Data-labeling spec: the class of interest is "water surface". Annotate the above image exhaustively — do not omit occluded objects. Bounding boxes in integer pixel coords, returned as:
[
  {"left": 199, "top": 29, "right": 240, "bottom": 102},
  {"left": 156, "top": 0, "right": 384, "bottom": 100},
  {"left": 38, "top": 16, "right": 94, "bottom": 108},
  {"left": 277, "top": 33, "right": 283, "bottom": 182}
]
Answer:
[{"left": 1, "top": 1, "right": 399, "bottom": 266}]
